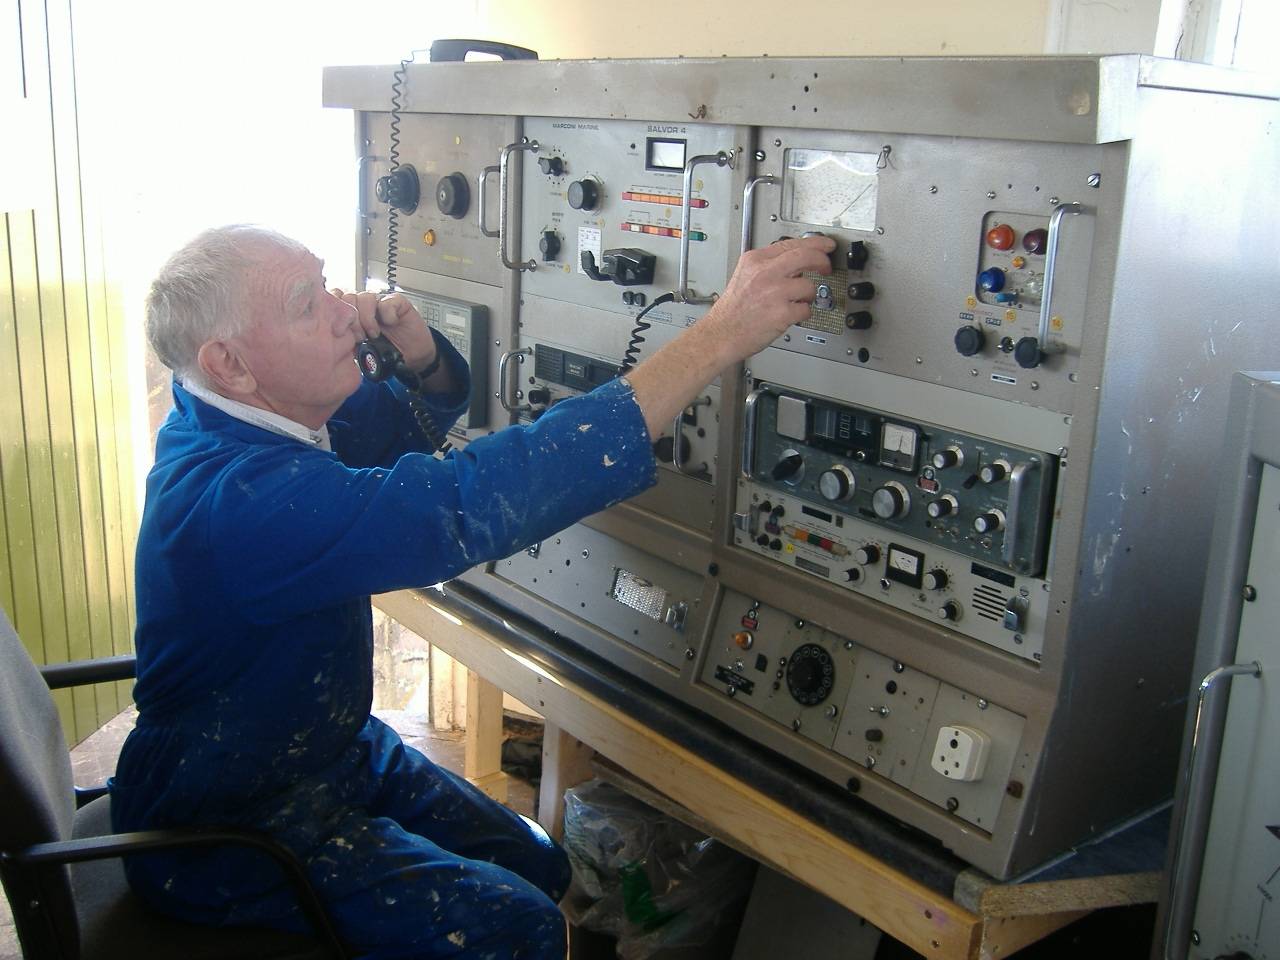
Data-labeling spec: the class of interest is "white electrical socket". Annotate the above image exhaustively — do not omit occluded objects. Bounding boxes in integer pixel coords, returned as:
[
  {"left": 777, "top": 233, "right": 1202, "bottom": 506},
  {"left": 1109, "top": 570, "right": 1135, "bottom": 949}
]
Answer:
[{"left": 930, "top": 725, "right": 991, "bottom": 782}]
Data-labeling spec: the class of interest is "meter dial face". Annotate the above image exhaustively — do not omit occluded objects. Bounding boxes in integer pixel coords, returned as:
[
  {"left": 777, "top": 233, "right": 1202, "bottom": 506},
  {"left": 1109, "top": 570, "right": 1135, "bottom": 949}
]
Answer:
[
  {"left": 879, "top": 422, "right": 919, "bottom": 472},
  {"left": 780, "top": 148, "right": 879, "bottom": 232}
]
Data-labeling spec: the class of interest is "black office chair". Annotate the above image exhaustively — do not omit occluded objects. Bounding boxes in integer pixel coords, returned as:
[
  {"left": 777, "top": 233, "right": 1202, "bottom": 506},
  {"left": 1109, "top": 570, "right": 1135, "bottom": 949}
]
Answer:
[{"left": 0, "top": 609, "right": 350, "bottom": 959}]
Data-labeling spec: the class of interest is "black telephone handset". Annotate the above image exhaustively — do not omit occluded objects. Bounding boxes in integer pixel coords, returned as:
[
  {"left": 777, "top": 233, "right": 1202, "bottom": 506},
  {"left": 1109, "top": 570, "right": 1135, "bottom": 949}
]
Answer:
[{"left": 355, "top": 335, "right": 452, "bottom": 455}]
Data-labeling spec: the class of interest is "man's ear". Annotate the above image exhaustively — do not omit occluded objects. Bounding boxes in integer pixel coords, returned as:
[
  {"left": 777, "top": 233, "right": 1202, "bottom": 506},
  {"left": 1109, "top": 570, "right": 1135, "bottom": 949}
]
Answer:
[{"left": 196, "top": 339, "right": 257, "bottom": 398}]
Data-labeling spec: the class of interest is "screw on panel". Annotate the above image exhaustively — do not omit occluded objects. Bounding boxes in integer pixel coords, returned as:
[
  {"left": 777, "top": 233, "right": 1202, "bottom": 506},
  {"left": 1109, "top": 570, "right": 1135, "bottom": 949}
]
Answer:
[
  {"left": 1006, "top": 780, "right": 1024, "bottom": 798},
  {"left": 977, "top": 699, "right": 989, "bottom": 710},
  {"left": 1030, "top": 381, "right": 1039, "bottom": 391},
  {"left": 1243, "top": 584, "right": 1258, "bottom": 601},
  {"left": 971, "top": 369, "right": 979, "bottom": 377},
  {"left": 1191, "top": 931, "right": 1200, "bottom": 945},
  {"left": 773, "top": 138, "right": 783, "bottom": 147},
  {"left": 792, "top": 718, "right": 802, "bottom": 731},
  {"left": 754, "top": 150, "right": 766, "bottom": 162},
  {"left": 685, "top": 648, "right": 695, "bottom": 660},
  {"left": 1049, "top": 196, "right": 1060, "bottom": 205},
  {"left": 929, "top": 185, "right": 938, "bottom": 194},
  {"left": 865, "top": 755, "right": 877, "bottom": 768},
  {"left": 1087, "top": 173, "right": 1101, "bottom": 188},
  {"left": 915, "top": 357, "right": 923, "bottom": 364},
  {"left": 893, "top": 661, "right": 905, "bottom": 673},
  {"left": 581, "top": 549, "right": 590, "bottom": 559},
  {"left": 986, "top": 191, "right": 997, "bottom": 200},
  {"left": 727, "top": 686, "right": 737, "bottom": 697},
  {"left": 876, "top": 227, "right": 885, "bottom": 235},
  {"left": 946, "top": 797, "right": 960, "bottom": 813}
]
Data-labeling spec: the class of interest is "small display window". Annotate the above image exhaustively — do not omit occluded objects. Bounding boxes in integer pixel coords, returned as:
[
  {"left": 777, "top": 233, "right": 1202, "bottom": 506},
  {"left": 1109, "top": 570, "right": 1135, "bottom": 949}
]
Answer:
[
  {"left": 646, "top": 138, "right": 687, "bottom": 172},
  {"left": 886, "top": 544, "right": 925, "bottom": 589}
]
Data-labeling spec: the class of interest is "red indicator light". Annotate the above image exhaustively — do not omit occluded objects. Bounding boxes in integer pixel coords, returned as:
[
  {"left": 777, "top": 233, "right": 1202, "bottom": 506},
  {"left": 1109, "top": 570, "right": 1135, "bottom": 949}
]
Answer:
[
  {"left": 1022, "top": 228, "right": 1048, "bottom": 254},
  {"left": 986, "top": 224, "right": 1015, "bottom": 250}
]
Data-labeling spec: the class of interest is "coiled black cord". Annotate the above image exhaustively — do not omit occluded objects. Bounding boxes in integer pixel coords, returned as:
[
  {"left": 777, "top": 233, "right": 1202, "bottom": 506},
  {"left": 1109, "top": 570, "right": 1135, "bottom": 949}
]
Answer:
[
  {"left": 396, "top": 367, "right": 453, "bottom": 457},
  {"left": 385, "top": 53, "right": 416, "bottom": 288},
  {"left": 620, "top": 293, "right": 675, "bottom": 374}
]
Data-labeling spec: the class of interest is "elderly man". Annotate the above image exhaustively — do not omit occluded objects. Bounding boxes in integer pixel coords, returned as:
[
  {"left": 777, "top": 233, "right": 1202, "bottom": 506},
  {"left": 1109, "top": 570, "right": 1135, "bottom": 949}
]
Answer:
[{"left": 110, "top": 224, "right": 834, "bottom": 958}]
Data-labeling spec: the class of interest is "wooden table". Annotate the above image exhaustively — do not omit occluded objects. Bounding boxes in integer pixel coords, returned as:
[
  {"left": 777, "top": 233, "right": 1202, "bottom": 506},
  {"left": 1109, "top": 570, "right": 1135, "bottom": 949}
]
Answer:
[{"left": 375, "top": 586, "right": 1162, "bottom": 960}]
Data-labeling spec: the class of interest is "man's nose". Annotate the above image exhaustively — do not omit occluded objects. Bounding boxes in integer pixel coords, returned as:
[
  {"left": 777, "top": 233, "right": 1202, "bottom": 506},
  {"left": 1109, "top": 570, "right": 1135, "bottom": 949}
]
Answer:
[{"left": 333, "top": 299, "right": 358, "bottom": 337}]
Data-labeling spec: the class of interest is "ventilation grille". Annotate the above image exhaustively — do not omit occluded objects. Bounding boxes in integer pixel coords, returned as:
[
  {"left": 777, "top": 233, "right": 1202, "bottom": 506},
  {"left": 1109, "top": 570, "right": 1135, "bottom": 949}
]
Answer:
[
  {"left": 610, "top": 568, "right": 667, "bottom": 621},
  {"left": 971, "top": 583, "right": 1009, "bottom": 622}
]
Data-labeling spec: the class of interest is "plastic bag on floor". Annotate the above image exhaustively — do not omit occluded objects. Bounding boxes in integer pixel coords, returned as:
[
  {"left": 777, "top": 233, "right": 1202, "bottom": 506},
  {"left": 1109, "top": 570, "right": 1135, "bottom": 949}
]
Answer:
[{"left": 561, "top": 779, "right": 755, "bottom": 960}]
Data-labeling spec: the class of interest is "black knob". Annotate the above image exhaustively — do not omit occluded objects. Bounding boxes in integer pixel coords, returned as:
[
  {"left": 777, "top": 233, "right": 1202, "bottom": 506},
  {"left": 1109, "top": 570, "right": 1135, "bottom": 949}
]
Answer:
[
  {"left": 653, "top": 433, "right": 691, "bottom": 464},
  {"left": 954, "top": 325, "right": 986, "bottom": 357},
  {"left": 538, "top": 231, "right": 561, "bottom": 261},
  {"left": 527, "top": 387, "right": 551, "bottom": 406},
  {"left": 538, "top": 156, "right": 564, "bottom": 177},
  {"left": 923, "top": 569, "right": 948, "bottom": 591},
  {"left": 938, "top": 601, "right": 961, "bottom": 622},
  {"left": 567, "top": 179, "right": 600, "bottom": 211},
  {"left": 847, "top": 281, "right": 876, "bottom": 301},
  {"left": 866, "top": 728, "right": 884, "bottom": 742},
  {"left": 755, "top": 534, "right": 770, "bottom": 546},
  {"left": 435, "top": 172, "right": 470, "bottom": 219},
  {"left": 769, "top": 538, "right": 783, "bottom": 551},
  {"left": 1014, "top": 336, "right": 1042, "bottom": 369},
  {"left": 771, "top": 453, "right": 804, "bottom": 483},
  {"left": 845, "top": 311, "right": 873, "bottom": 331},
  {"left": 927, "top": 496, "right": 957, "bottom": 519},
  {"left": 854, "top": 544, "right": 880, "bottom": 565},
  {"left": 979, "top": 461, "right": 1009, "bottom": 484},
  {"left": 872, "top": 483, "right": 909, "bottom": 520},
  {"left": 932, "top": 447, "right": 963, "bottom": 470},
  {"left": 974, "top": 512, "right": 1004, "bottom": 533},
  {"left": 846, "top": 241, "right": 869, "bottom": 271},
  {"left": 786, "top": 643, "right": 835, "bottom": 705},
  {"left": 375, "top": 165, "right": 420, "bottom": 213}
]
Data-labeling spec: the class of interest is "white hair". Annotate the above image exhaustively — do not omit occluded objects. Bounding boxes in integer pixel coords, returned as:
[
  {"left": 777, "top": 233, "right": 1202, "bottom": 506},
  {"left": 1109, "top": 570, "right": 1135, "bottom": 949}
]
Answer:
[{"left": 144, "top": 225, "right": 308, "bottom": 386}]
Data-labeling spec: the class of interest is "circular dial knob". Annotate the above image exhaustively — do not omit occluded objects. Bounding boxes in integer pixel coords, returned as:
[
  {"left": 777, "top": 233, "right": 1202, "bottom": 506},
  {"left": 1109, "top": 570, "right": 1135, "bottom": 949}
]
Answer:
[
  {"left": 854, "top": 544, "right": 880, "bottom": 566},
  {"left": 1014, "top": 336, "right": 1042, "bottom": 369},
  {"left": 435, "top": 172, "right": 470, "bottom": 219},
  {"left": 932, "top": 446, "right": 964, "bottom": 470},
  {"left": 845, "top": 311, "right": 873, "bottom": 330},
  {"left": 978, "top": 267, "right": 1006, "bottom": 292},
  {"left": 973, "top": 510, "right": 1005, "bottom": 534},
  {"left": 538, "top": 230, "right": 561, "bottom": 261},
  {"left": 785, "top": 643, "right": 835, "bottom": 706},
  {"left": 937, "top": 600, "right": 962, "bottom": 622},
  {"left": 979, "top": 460, "right": 1010, "bottom": 484},
  {"left": 1022, "top": 227, "right": 1048, "bottom": 254},
  {"left": 986, "top": 223, "right": 1015, "bottom": 250},
  {"left": 771, "top": 451, "right": 805, "bottom": 485},
  {"left": 847, "top": 281, "right": 876, "bottom": 301},
  {"left": 871, "top": 482, "right": 911, "bottom": 520},
  {"left": 567, "top": 179, "right": 600, "bottom": 211},
  {"left": 927, "top": 495, "right": 958, "bottom": 519},
  {"left": 818, "top": 465, "right": 856, "bottom": 502},
  {"left": 538, "top": 156, "right": 565, "bottom": 177},
  {"left": 953, "top": 325, "right": 986, "bottom": 357},
  {"left": 375, "top": 165, "right": 420, "bottom": 213},
  {"left": 923, "top": 569, "right": 949, "bottom": 591}
]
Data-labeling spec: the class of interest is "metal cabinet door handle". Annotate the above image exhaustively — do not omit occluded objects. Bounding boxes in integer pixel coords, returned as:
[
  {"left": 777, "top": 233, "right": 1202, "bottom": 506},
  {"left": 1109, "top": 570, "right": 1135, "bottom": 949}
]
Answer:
[{"left": 1163, "top": 660, "right": 1263, "bottom": 959}]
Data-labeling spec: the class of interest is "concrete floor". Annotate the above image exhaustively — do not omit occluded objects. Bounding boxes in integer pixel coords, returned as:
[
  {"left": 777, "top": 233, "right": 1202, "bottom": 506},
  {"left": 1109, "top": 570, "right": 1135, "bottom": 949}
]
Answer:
[{"left": 0, "top": 706, "right": 539, "bottom": 959}]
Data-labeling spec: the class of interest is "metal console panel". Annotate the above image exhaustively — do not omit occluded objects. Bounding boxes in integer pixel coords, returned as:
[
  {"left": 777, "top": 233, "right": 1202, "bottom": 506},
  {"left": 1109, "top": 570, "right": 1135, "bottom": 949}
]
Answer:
[{"left": 326, "top": 56, "right": 1280, "bottom": 879}]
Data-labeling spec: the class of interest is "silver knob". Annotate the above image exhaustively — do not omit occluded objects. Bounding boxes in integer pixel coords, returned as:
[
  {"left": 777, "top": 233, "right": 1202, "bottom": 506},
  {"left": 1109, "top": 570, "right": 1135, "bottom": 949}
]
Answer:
[
  {"left": 974, "top": 510, "right": 1006, "bottom": 534},
  {"left": 872, "top": 482, "right": 910, "bottom": 520},
  {"left": 979, "top": 459, "right": 1011, "bottom": 484},
  {"left": 818, "top": 465, "right": 856, "bottom": 502},
  {"left": 932, "top": 446, "right": 964, "bottom": 470},
  {"left": 927, "top": 494, "right": 958, "bottom": 519}
]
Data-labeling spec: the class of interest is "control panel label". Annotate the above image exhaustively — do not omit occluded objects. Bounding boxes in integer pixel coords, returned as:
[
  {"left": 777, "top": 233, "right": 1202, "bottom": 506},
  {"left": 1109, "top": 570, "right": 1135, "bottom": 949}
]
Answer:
[{"left": 715, "top": 666, "right": 755, "bottom": 696}]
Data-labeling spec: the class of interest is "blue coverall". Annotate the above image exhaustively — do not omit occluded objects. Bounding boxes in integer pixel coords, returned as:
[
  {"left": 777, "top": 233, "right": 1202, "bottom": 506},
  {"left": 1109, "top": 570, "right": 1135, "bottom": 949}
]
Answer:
[{"left": 109, "top": 335, "right": 658, "bottom": 959}]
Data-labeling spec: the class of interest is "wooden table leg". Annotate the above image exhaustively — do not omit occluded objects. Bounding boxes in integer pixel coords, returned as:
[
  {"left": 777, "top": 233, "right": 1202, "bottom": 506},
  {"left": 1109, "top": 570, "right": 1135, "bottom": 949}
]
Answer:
[
  {"left": 465, "top": 668, "right": 510, "bottom": 803},
  {"left": 538, "top": 722, "right": 596, "bottom": 841}
]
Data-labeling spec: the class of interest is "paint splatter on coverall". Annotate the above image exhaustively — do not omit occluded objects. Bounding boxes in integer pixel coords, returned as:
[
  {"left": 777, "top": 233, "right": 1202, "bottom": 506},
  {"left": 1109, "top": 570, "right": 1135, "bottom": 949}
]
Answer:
[{"left": 109, "top": 336, "right": 657, "bottom": 958}]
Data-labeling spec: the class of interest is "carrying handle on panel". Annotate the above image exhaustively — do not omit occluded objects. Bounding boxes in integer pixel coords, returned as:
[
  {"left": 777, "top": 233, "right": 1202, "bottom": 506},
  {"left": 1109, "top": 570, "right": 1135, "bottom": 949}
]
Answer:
[
  {"left": 1036, "top": 201, "right": 1086, "bottom": 352},
  {"left": 499, "top": 141, "right": 540, "bottom": 272},
  {"left": 478, "top": 165, "right": 499, "bottom": 238},
  {"left": 498, "top": 348, "right": 533, "bottom": 413},
  {"left": 741, "top": 388, "right": 765, "bottom": 480},
  {"left": 676, "top": 151, "right": 733, "bottom": 303},
  {"left": 672, "top": 396, "right": 713, "bottom": 477},
  {"left": 1163, "top": 660, "right": 1262, "bottom": 959},
  {"left": 740, "top": 175, "right": 780, "bottom": 256}
]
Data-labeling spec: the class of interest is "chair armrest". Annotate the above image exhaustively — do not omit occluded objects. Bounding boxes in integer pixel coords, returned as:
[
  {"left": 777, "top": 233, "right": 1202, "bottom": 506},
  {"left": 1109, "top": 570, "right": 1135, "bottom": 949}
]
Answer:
[
  {"left": 10, "top": 826, "right": 349, "bottom": 957},
  {"left": 40, "top": 654, "right": 136, "bottom": 690}
]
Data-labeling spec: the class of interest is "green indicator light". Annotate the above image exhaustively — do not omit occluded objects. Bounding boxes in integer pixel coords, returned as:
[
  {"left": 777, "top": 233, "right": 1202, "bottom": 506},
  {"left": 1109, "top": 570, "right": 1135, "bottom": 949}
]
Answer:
[{"left": 690, "top": 231, "right": 706, "bottom": 241}]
